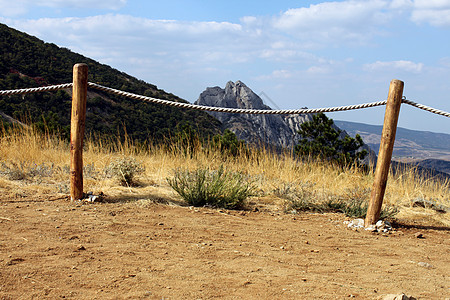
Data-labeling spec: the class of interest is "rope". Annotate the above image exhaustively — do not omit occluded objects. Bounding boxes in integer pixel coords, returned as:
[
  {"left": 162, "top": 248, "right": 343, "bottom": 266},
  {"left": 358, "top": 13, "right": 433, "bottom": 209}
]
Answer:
[
  {"left": 0, "top": 83, "right": 72, "bottom": 96},
  {"left": 402, "top": 99, "right": 450, "bottom": 118},
  {"left": 0, "top": 82, "right": 448, "bottom": 118},
  {"left": 87, "top": 82, "right": 388, "bottom": 115}
]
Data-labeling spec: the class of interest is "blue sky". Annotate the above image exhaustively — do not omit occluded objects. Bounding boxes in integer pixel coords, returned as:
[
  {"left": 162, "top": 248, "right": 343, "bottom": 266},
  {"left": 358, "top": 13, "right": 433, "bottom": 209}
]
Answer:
[{"left": 1, "top": 0, "right": 449, "bottom": 134}]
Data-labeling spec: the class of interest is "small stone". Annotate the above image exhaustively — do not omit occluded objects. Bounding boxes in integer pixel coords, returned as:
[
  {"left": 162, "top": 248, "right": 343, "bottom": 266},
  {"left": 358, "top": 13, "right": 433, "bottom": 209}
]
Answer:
[
  {"left": 365, "top": 225, "right": 377, "bottom": 232},
  {"left": 76, "top": 245, "right": 86, "bottom": 251},
  {"left": 347, "top": 218, "right": 365, "bottom": 229},
  {"left": 88, "top": 195, "right": 99, "bottom": 202},
  {"left": 415, "top": 233, "right": 424, "bottom": 239},
  {"left": 417, "top": 262, "right": 434, "bottom": 269}
]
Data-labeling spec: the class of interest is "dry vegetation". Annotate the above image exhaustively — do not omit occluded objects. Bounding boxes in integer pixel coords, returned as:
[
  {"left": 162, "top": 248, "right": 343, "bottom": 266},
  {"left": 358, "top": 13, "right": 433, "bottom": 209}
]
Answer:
[{"left": 1, "top": 125, "right": 449, "bottom": 226}]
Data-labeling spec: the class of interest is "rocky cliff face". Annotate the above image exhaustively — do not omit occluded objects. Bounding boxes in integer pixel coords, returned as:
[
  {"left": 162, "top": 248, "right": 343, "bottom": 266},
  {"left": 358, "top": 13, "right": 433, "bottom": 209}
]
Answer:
[{"left": 195, "top": 80, "right": 313, "bottom": 148}]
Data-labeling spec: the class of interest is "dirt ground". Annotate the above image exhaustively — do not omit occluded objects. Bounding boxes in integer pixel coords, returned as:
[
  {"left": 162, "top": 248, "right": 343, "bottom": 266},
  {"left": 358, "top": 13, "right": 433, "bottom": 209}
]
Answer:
[{"left": 0, "top": 193, "right": 449, "bottom": 300}]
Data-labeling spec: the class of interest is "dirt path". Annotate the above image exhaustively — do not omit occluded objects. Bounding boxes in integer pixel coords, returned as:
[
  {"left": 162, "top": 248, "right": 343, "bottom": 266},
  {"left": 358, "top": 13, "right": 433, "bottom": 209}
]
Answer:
[{"left": 0, "top": 194, "right": 449, "bottom": 299}]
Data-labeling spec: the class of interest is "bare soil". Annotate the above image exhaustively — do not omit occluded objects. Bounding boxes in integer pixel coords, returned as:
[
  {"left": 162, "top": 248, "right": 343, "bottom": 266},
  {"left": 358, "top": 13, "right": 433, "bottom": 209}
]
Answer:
[{"left": 0, "top": 193, "right": 449, "bottom": 299}]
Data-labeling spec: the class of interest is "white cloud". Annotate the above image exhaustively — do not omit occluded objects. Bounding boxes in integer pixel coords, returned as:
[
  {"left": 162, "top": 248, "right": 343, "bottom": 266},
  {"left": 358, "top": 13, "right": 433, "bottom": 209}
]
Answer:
[
  {"left": 2, "top": 14, "right": 256, "bottom": 74},
  {"left": 271, "top": 69, "right": 293, "bottom": 79},
  {"left": 0, "top": 0, "right": 127, "bottom": 16},
  {"left": 37, "top": 0, "right": 127, "bottom": 9},
  {"left": 272, "top": 0, "right": 390, "bottom": 45},
  {"left": 389, "top": 0, "right": 450, "bottom": 26},
  {"left": 410, "top": 0, "right": 450, "bottom": 26},
  {"left": 307, "top": 66, "right": 332, "bottom": 74},
  {"left": 275, "top": 0, "right": 388, "bottom": 29},
  {"left": 254, "top": 69, "right": 294, "bottom": 81},
  {"left": 439, "top": 57, "right": 450, "bottom": 68},
  {"left": 413, "top": 0, "right": 450, "bottom": 9},
  {"left": 0, "top": 2, "right": 29, "bottom": 17},
  {"left": 363, "top": 60, "right": 424, "bottom": 73},
  {"left": 389, "top": 0, "right": 413, "bottom": 9},
  {"left": 411, "top": 8, "right": 450, "bottom": 26}
]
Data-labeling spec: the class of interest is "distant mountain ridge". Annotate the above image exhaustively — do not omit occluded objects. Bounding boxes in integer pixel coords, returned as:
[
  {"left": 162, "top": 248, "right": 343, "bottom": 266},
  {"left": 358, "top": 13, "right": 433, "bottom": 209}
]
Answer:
[{"left": 335, "top": 120, "right": 450, "bottom": 175}]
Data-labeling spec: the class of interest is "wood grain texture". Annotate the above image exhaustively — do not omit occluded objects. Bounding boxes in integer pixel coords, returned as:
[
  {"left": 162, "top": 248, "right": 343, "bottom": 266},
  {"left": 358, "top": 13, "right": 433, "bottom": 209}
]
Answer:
[
  {"left": 365, "top": 79, "right": 404, "bottom": 226},
  {"left": 70, "top": 63, "right": 88, "bottom": 201}
]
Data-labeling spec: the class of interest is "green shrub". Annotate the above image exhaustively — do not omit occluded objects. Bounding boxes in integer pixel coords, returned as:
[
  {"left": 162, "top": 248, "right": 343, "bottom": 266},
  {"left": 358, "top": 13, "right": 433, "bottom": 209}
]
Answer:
[
  {"left": 167, "top": 165, "right": 255, "bottom": 209},
  {"left": 279, "top": 184, "right": 322, "bottom": 213},
  {"left": 281, "top": 186, "right": 399, "bottom": 220},
  {"left": 212, "top": 129, "right": 248, "bottom": 157},
  {"left": 105, "top": 157, "right": 144, "bottom": 186},
  {"left": 0, "top": 161, "right": 55, "bottom": 181},
  {"left": 295, "top": 113, "right": 367, "bottom": 166}
]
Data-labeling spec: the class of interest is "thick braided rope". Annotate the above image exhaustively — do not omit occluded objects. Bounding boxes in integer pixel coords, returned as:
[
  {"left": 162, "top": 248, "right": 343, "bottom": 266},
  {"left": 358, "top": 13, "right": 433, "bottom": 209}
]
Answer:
[
  {"left": 402, "top": 99, "right": 450, "bottom": 118},
  {"left": 88, "top": 82, "right": 387, "bottom": 115},
  {"left": 1, "top": 82, "right": 449, "bottom": 117},
  {"left": 0, "top": 83, "right": 72, "bottom": 95}
]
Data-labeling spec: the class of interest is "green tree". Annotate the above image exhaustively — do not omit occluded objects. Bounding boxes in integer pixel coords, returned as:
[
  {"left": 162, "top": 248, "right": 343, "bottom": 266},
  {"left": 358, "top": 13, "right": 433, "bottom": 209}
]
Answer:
[
  {"left": 295, "top": 113, "right": 367, "bottom": 165},
  {"left": 212, "top": 129, "right": 248, "bottom": 157}
]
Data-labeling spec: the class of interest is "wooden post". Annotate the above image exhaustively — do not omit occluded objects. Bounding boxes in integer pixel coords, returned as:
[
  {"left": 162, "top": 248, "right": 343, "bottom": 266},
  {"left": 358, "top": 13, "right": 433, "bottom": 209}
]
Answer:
[
  {"left": 70, "top": 63, "right": 88, "bottom": 201},
  {"left": 365, "top": 79, "right": 404, "bottom": 226}
]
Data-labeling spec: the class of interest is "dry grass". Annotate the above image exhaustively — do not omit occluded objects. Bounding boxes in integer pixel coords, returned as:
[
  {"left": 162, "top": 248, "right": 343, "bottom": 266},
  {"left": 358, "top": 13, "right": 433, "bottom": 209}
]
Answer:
[{"left": 1, "top": 126, "right": 449, "bottom": 225}]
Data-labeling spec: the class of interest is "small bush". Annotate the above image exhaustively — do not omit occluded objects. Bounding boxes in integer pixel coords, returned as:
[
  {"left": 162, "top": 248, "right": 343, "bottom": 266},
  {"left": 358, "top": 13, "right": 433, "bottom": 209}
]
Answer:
[
  {"left": 105, "top": 157, "right": 144, "bottom": 186},
  {"left": 280, "top": 185, "right": 322, "bottom": 213},
  {"left": 167, "top": 165, "right": 255, "bottom": 209},
  {"left": 281, "top": 185, "right": 399, "bottom": 219},
  {"left": 0, "top": 162, "right": 27, "bottom": 180},
  {"left": 0, "top": 161, "right": 55, "bottom": 181}
]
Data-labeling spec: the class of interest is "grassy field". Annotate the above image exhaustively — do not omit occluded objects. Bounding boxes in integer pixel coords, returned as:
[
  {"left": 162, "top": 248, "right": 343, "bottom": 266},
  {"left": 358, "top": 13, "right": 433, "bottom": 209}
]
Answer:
[{"left": 1, "top": 125, "right": 449, "bottom": 226}]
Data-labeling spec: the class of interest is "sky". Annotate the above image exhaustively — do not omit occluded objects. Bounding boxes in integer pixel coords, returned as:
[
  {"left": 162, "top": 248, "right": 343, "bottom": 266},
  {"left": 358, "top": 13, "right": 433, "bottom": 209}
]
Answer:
[{"left": 0, "top": 0, "right": 449, "bottom": 134}]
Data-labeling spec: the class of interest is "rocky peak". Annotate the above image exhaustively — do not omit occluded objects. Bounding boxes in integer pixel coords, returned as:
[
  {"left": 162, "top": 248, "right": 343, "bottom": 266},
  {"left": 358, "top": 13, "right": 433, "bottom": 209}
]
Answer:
[{"left": 195, "top": 80, "right": 313, "bottom": 148}]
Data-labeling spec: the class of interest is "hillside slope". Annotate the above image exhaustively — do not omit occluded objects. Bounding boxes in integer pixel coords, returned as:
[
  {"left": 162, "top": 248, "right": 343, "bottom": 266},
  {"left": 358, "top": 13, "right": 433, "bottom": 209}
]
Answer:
[{"left": 0, "top": 23, "right": 221, "bottom": 141}]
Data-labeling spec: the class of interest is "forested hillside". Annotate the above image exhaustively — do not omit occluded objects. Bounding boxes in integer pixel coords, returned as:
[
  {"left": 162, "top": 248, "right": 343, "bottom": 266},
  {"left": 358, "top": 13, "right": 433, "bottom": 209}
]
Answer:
[{"left": 0, "top": 23, "right": 221, "bottom": 141}]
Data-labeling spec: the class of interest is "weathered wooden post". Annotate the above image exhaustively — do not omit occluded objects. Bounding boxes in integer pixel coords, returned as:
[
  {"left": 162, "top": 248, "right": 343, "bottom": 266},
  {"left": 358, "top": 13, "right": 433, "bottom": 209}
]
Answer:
[
  {"left": 70, "top": 63, "right": 88, "bottom": 200},
  {"left": 365, "top": 79, "right": 404, "bottom": 226}
]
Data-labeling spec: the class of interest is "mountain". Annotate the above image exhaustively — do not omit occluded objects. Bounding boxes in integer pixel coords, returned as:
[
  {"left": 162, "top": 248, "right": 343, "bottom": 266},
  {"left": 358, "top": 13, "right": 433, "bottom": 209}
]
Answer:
[
  {"left": 195, "top": 80, "right": 313, "bottom": 148},
  {"left": 0, "top": 23, "right": 221, "bottom": 141},
  {"left": 335, "top": 120, "right": 450, "bottom": 174}
]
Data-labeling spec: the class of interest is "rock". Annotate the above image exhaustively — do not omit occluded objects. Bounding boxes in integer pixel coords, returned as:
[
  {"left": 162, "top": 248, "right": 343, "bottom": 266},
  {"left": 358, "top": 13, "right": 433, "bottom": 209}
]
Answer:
[
  {"left": 347, "top": 218, "right": 365, "bottom": 229},
  {"left": 375, "top": 220, "right": 392, "bottom": 232},
  {"left": 195, "top": 81, "right": 314, "bottom": 148},
  {"left": 76, "top": 245, "right": 86, "bottom": 251},
  {"left": 417, "top": 262, "right": 434, "bottom": 269},
  {"left": 347, "top": 219, "right": 393, "bottom": 232},
  {"left": 415, "top": 233, "right": 424, "bottom": 239},
  {"left": 365, "top": 225, "right": 378, "bottom": 232}
]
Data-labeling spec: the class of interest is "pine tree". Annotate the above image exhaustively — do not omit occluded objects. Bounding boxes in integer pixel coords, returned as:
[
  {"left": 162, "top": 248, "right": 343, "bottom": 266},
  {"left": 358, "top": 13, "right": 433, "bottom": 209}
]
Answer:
[{"left": 295, "top": 113, "right": 367, "bottom": 165}]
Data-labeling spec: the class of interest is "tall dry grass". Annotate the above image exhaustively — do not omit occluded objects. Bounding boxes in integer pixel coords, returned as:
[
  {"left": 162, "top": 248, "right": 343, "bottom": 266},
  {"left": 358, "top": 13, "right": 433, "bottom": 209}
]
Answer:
[{"left": 1, "top": 125, "right": 448, "bottom": 224}]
